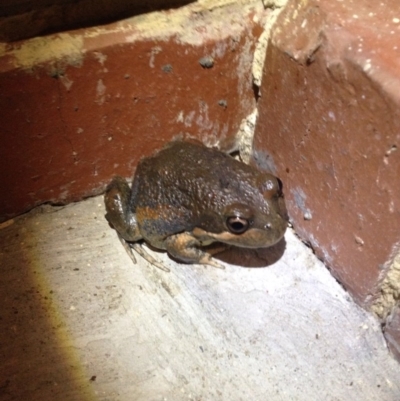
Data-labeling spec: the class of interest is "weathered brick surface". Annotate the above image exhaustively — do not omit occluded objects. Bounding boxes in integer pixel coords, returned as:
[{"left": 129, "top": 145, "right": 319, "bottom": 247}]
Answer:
[
  {"left": 0, "top": 2, "right": 267, "bottom": 222},
  {"left": 254, "top": 0, "right": 400, "bottom": 308}
]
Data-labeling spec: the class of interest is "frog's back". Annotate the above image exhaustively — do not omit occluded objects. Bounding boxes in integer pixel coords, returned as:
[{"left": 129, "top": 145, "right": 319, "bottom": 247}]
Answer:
[{"left": 132, "top": 141, "right": 260, "bottom": 212}]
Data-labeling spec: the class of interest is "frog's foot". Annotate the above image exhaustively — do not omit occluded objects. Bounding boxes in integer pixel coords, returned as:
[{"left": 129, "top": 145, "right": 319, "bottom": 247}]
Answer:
[
  {"left": 131, "top": 243, "right": 171, "bottom": 272},
  {"left": 199, "top": 253, "right": 225, "bottom": 269},
  {"left": 165, "top": 232, "right": 225, "bottom": 270},
  {"left": 117, "top": 235, "right": 170, "bottom": 272}
]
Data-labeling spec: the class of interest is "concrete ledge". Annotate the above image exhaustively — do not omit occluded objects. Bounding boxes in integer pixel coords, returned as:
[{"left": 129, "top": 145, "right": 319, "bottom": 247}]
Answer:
[{"left": 1, "top": 195, "right": 399, "bottom": 399}]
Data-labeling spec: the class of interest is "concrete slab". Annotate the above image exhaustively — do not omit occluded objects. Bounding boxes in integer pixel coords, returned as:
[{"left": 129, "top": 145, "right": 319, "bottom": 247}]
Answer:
[{"left": 1, "top": 196, "right": 399, "bottom": 401}]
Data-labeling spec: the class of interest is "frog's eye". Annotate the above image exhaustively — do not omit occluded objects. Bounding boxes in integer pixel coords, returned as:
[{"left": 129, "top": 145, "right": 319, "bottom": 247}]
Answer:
[{"left": 226, "top": 216, "right": 250, "bottom": 234}]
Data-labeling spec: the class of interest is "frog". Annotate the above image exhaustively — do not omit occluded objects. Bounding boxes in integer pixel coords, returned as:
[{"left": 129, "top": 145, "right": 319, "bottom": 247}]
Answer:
[{"left": 104, "top": 140, "right": 288, "bottom": 271}]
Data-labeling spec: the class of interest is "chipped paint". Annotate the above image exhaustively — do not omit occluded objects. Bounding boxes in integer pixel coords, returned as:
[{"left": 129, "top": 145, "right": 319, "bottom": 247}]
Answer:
[
  {"left": 93, "top": 51, "right": 107, "bottom": 65},
  {"left": 291, "top": 187, "right": 313, "bottom": 221},
  {"left": 195, "top": 101, "right": 213, "bottom": 132},
  {"left": 149, "top": 46, "right": 162, "bottom": 68},
  {"left": 176, "top": 111, "right": 184, "bottom": 123},
  {"left": 95, "top": 79, "right": 106, "bottom": 105},
  {"left": 59, "top": 74, "right": 74, "bottom": 91},
  {"left": 176, "top": 110, "right": 196, "bottom": 127}
]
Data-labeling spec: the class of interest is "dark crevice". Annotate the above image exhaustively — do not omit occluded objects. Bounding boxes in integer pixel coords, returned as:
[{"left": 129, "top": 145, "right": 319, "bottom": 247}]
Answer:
[
  {"left": 252, "top": 81, "right": 261, "bottom": 102},
  {"left": 0, "top": 0, "right": 195, "bottom": 42}
]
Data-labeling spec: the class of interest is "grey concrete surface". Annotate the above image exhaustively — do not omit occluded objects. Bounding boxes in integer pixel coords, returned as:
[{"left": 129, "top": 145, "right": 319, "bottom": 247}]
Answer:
[{"left": 1, "top": 196, "right": 400, "bottom": 401}]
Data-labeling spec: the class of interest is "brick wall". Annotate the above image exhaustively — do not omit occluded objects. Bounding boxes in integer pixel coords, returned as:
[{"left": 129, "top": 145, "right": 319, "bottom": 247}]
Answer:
[{"left": 254, "top": 0, "right": 400, "bottom": 360}]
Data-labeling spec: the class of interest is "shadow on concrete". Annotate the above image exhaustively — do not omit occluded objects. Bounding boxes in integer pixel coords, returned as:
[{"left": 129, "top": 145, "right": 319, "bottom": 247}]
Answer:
[
  {"left": 215, "top": 237, "right": 287, "bottom": 268},
  {"left": 0, "top": 214, "right": 95, "bottom": 401}
]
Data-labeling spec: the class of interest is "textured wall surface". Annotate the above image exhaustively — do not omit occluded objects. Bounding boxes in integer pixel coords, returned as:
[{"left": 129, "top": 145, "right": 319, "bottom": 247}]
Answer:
[
  {"left": 253, "top": 0, "right": 400, "bottom": 357},
  {"left": 0, "top": 1, "right": 268, "bottom": 222}
]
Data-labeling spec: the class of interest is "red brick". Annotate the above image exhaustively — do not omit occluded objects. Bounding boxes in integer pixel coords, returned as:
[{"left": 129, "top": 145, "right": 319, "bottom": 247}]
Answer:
[
  {"left": 0, "top": 3, "right": 266, "bottom": 222},
  {"left": 254, "top": 0, "right": 400, "bottom": 305}
]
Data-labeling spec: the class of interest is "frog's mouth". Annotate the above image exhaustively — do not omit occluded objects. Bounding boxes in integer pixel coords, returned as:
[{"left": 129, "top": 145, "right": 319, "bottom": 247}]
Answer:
[{"left": 192, "top": 223, "right": 287, "bottom": 249}]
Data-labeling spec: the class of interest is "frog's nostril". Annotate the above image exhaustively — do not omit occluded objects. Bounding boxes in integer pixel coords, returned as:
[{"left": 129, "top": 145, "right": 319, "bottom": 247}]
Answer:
[{"left": 265, "top": 223, "right": 272, "bottom": 230}]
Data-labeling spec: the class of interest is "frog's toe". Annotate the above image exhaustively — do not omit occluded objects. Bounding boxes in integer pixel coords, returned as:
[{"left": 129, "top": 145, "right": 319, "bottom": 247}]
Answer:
[
  {"left": 118, "top": 234, "right": 137, "bottom": 264},
  {"left": 199, "top": 254, "right": 226, "bottom": 270},
  {"left": 131, "top": 243, "right": 170, "bottom": 272}
]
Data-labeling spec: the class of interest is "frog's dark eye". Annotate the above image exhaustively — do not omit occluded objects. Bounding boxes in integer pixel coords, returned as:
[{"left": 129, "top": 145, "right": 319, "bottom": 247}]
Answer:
[{"left": 226, "top": 216, "right": 250, "bottom": 234}]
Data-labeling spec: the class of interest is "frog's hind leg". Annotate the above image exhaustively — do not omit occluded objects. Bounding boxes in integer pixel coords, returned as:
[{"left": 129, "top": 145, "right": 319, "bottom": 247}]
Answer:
[
  {"left": 105, "top": 177, "right": 170, "bottom": 272},
  {"left": 104, "top": 176, "right": 142, "bottom": 242}
]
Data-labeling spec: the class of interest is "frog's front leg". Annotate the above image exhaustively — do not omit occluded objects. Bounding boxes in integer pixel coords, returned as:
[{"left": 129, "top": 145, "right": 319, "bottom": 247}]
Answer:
[
  {"left": 164, "top": 232, "right": 225, "bottom": 269},
  {"left": 104, "top": 176, "right": 142, "bottom": 242}
]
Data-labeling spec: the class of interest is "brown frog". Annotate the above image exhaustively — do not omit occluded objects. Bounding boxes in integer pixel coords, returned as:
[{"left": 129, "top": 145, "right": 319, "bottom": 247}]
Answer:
[{"left": 104, "top": 140, "right": 287, "bottom": 271}]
